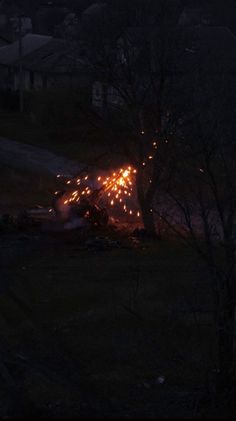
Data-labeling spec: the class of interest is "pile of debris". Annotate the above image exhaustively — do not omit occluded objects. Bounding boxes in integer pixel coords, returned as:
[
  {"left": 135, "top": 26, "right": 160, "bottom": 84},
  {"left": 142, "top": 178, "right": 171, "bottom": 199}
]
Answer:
[{"left": 0, "top": 164, "right": 145, "bottom": 253}]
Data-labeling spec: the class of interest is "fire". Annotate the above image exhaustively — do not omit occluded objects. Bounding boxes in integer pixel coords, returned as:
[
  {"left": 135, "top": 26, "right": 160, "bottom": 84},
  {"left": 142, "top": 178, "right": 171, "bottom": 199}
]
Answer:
[
  {"left": 53, "top": 136, "right": 170, "bottom": 223},
  {"left": 58, "top": 165, "right": 139, "bottom": 218}
]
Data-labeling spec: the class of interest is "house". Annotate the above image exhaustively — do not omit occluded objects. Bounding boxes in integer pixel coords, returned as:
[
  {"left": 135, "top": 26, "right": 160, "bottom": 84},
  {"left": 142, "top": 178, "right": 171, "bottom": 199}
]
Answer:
[
  {"left": 91, "top": 23, "right": 236, "bottom": 115},
  {"left": 0, "top": 33, "right": 91, "bottom": 92},
  {"left": 10, "top": 16, "right": 33, "bottom": 36},
  {"left": 0, "top": 33, "right": 51, "bottom": 90}
]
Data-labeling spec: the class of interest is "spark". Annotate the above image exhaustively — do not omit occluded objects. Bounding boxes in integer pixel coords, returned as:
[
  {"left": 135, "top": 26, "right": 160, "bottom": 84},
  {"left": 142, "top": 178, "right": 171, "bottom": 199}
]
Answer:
[{"left": 59, "top": 165, "right": 139, "bottom": 218}]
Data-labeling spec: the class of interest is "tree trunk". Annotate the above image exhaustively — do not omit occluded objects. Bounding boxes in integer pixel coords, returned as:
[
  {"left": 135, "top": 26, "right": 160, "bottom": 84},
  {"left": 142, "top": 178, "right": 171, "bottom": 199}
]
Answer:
[
  {"left": 136, "top": 173, "right": 157, "bottom": 237},
  {"left": 217, "top": 298, "right": 235, "bottom": 392},
  {"left": 140, "top": 202, "right": 156, "bottom": 237}
]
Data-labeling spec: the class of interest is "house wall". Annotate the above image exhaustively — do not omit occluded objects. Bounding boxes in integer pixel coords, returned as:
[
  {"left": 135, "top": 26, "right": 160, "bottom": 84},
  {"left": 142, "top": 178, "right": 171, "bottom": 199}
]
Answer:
[
  {"left": 92, "top": 81, "right": 125, "bottom": 110},
  {"left": 47, "top": 74, "right": 89, "bottom": 89},
  {"left": 13, "top": 70, "right": 42, "bottom": 91},
  {"left": 7, "top": 67, "right": 90, "bottom": 92}
]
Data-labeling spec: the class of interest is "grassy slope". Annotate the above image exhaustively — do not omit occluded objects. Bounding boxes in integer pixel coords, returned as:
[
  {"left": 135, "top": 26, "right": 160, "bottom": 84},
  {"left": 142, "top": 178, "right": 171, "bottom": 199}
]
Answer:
[
  {"left": 0, "top": 234, "right": 218, "bottom": 418},
  {"left": 0, "top": 165, "right": 58, "bottom": 213},
  {"left": 0, "top": 112, "right": 121, "bottom": 168},
  {"left": 0, "top": 112, "right": 231, "bottom": 417}
]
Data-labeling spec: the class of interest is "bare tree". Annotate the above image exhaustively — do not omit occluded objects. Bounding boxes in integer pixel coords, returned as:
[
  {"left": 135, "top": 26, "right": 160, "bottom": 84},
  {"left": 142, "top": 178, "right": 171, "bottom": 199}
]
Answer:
[
  {"left": 81, "top": 2, "right": 183, "bottom": 236},
  {"left": 156, "top": 71, "right": 236, "bottom": 392}
]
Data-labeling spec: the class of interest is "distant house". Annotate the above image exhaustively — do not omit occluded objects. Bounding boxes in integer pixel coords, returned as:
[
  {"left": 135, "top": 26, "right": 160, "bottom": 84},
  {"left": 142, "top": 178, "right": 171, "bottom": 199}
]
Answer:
[
  {"left": 0, "top": 33, "right": 91, "bottom": 92},
  {"left": 10, "top": 16, "right": 33, "bottom": 36},
  {"left": 0, "top": 33, "right": 51, "bottom": 90},
  {"left": 91, "top": 24, "right": 236, "bottom": 114},
  {"left": 92, "top": 81, "right": 124, "bottom": 109}
]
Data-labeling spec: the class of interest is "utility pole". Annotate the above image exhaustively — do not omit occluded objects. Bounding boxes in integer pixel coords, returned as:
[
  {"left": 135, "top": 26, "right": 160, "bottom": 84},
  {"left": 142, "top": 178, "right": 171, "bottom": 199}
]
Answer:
[{"left": 18, "top": 15, "right": 24, "bottom": 113}]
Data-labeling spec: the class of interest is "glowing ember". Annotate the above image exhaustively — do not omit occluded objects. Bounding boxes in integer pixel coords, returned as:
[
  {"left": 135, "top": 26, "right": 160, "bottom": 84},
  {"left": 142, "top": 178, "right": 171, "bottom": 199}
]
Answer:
[
  {"left": 53, "top": 135, "right": 170, "bottom": 221},
  {"left": 57, "top": 165, "right": 140, "bottom": 218}
]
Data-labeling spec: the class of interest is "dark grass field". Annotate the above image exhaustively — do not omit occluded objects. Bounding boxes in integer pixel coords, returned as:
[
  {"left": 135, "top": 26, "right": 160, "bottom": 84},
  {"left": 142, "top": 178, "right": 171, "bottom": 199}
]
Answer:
[
  {"left": 0, "top": 224, "right": 221, "bottom": 418},
  {"left": 0, "top": 159, "right": 234, "bottom": 418},
  {"left": 0, "top": 112, "right": 123, "bottom": 168},
  {"left": 0, "top": 165, "right": 56, "bottom": 214}
]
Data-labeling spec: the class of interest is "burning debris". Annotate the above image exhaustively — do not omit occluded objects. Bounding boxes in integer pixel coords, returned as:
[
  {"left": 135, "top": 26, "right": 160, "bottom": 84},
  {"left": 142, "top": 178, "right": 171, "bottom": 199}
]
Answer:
[
  {"left": 0, "top": 165, "right": 143, "bottom": 237},
  {"left": 52, "top": 165, "right": 140, "bottom": 230}
]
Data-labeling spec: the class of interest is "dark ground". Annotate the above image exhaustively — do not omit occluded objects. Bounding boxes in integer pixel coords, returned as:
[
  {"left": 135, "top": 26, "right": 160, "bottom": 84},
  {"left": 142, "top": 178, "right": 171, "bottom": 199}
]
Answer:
[
  {"left": 0, "top": 221, "right": 230, "bottom": 419},
  {"left": 0, "top": 152, "right": 235, "bottom": 418}
]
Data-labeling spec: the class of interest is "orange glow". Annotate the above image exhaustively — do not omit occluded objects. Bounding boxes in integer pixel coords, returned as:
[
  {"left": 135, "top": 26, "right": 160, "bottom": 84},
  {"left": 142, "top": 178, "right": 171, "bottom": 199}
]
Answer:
[{"left": 58, "top": 165, "right": 142, "bottom": 219}]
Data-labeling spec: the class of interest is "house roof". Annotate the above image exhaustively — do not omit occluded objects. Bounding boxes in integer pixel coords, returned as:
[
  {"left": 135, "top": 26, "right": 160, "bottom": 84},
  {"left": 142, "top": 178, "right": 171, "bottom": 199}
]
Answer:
[
  {"left": 0, "top": 33, "right": 89, "bottom": 74},
  {"left": 15, "top": 38, "right": 88, "bottom": 73},
  {"left": 0, "top": 33, "right": 52, "bottom": 65},
  {"left": 82, "top": 3, "right": 106, "bottom": 16}
]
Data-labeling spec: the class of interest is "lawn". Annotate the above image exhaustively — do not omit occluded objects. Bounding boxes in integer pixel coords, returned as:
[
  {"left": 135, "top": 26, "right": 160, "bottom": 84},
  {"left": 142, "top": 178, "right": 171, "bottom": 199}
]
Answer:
[
  {"left": 0, "top": 118, "right": 234, "bottom": 418},
  {"left": 0, "top": 228, "right": 221, "bottom": 418},
  {"left": 0, "top": 111, "right": 123, "bottom": 168},
  {"left": 0, "top": 164, "right": 58, "bottom": 214}
]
